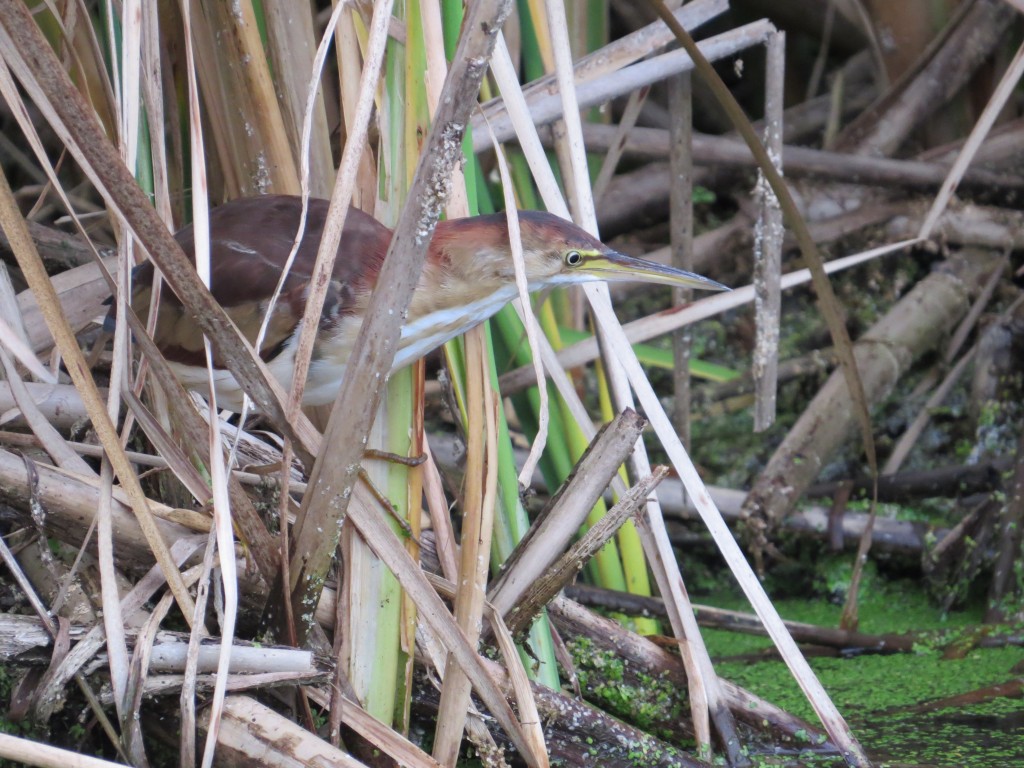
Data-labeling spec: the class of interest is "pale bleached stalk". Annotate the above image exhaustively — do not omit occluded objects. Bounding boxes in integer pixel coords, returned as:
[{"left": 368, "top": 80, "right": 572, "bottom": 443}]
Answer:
[
  {"left": 488, "top": 129, "right": 548, "bottom": 487},
  {"left": 543, "top": 0, "right": 723, "bottom": 752},
  {"left": 118, "top": 0, "right": 141, "bottom": 167},
  {"left": 473, "top": 19, "right": 775, "bottom": 150},
  {"left": 285, "top": 0, "right": 393, "bottom": 417},
  {"left": 178, "top": 3, "right": 238, "bottom": 767},
  {"left": 97, "top": 459, "right": 140, "bottom": 761},
  {"left": 103, "top": 276, "right": 132, "bottom": 734},
  {"left": 0, "top": 733, "right": 127, "bottom": 768},
  {"left": 123, "top": 589, "right": 176, "bottom": 761},
  {"left": 197, "top": 408, "right": 236, "bottom": 768},
  {"left": 0, "top": 349, "right": 87, "bottom": 472},
  {"left": 421, "top": 443, "right": 459, "bottom": 581},
  {"left": 918, "top": 36, "right": 1024, "bottom": 239},
  {"left": 180, "top": 529, "right": 217, "bottom": 768},
  {"left": 101, "top": 0, "right": 143, "bottom": 743},
  {"left": 0, "top": 315, "right": 56, "bottom": 383},
  {"left": 148, "top": 643, "right": 317, "bottom": 674},
  {"left": 0, "top": 264, "right": 27, "bottom": 350},
  {"left": 490, "top": 35, "right": 567, "bottom": 218},
  {"left": 177, "top": 7, "right": 207, "bottom": 768}
]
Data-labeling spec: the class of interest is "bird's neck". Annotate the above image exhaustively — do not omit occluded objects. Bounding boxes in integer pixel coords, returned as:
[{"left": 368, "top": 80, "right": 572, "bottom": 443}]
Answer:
[{"left": 393, "top": 279, "right": 518, "bottom": 370}]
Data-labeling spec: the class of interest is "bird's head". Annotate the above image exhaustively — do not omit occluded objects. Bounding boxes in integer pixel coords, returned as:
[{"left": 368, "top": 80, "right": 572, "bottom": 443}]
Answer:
[{"left": 429, "top": 210, "right": 729, "bottom": 294}]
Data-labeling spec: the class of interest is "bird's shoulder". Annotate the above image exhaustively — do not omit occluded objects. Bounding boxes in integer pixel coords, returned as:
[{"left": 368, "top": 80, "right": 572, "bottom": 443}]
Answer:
[
  {"left": 127, "top": 196, "right": 391, "bottom": 367},
  {"left": 159, "top": 195, "right": 390, "bottom": 308}
]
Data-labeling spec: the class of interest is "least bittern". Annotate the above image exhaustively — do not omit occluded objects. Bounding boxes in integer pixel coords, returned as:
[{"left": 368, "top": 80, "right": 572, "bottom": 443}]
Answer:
[{"left": 111, "top": 195, "right": 727, "bottom": 409}]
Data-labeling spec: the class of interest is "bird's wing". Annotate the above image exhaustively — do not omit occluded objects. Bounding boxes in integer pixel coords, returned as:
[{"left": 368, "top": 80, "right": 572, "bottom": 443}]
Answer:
[{"left": 123, "top": 196, "right": 391, "bottom": 370}]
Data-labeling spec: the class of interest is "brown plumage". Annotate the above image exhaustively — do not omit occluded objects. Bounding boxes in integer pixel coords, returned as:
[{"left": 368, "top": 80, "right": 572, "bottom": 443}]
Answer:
[
  {"left": 125, "top": 196, "right": 390, "bottom": 370},
  {"left": 113, "top": 194, "right": 727, "bottom": 410}
]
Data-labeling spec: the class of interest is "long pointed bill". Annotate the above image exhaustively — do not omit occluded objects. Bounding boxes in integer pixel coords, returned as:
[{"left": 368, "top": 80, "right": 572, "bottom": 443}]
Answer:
[{"left": 582, "top": 250, "right": 731, "bottom": 292}]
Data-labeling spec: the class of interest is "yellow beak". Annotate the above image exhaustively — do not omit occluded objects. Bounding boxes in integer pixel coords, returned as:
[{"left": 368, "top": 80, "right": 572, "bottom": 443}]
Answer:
[{"left": 582, "top": 251, "right": 730, "bottom": 292}]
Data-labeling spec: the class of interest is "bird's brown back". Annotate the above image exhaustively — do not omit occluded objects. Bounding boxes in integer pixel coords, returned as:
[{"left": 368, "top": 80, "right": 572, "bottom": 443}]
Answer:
[{"left": 124, "top": 196, "right": 391, "bottom": 368}]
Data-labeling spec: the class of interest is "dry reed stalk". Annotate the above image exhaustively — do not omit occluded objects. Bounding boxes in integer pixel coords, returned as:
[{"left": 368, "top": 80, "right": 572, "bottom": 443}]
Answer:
[
  {"left": 487, "top": 410, "right": 646, "bottom": 617},
  {"left": 504, "top": 467, "right": 669, "bottom": 636},
  {"left": 0, "top": 733, "right": 126, "bottom": 768},
  {"left": 751, "top": 30, "right": 785, "bottom": 431}
]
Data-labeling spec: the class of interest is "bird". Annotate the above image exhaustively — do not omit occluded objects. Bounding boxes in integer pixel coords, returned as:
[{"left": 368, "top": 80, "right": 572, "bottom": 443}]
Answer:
[{"left": 110, "top": 195, "right": 728, "bottom": 411}]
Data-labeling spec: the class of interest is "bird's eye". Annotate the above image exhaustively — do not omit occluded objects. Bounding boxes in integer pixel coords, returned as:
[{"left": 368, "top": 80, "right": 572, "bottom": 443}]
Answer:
[{"left": 565, "top": 250, "right": 582, "bottom": 266}]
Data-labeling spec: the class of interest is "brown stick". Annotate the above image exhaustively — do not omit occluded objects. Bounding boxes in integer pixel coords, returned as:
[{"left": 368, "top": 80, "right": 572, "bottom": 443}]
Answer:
[
  {"left": 565, "top": 584, "right": 917, "bottom": 654},
  {"left": 0, "top": 220, "right": 97, "bottom": 269},
  {"left": 503, "top": 467, "right": 668, "bottom": 636},
  {"left": 807, "top": 459, "right": 1012, "bottom": 504},
  {"left": 487, "top": 409, "right": 647, "bottom": 618},
  {"left": 573, "top": 125, "right": 1024, "bottom": 192}
]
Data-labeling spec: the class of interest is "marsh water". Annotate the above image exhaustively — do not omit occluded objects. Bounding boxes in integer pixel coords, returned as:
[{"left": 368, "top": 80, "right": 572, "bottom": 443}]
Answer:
[{"left": 703, "top": 577, "right": 1024, "bottom": 767}]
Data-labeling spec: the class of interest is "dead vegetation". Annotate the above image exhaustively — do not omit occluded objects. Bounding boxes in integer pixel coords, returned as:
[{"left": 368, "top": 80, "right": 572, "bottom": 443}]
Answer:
[{"left": 0, "top": 1, "right": 1021, "bottom": 767}]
